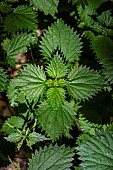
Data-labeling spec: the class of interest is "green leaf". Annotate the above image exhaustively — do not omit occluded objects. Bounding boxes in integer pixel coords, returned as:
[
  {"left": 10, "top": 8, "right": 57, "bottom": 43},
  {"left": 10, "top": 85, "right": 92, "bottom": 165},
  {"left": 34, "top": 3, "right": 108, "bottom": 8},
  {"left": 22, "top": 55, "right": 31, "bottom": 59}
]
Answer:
[
  {"left": 0, "top": 68, "right": 8, "bottom": 92},
  {"left": 46, "top": 54, "right": 67, "bottom": 79},
  {"left": 27, "top": 132, "right": 48, "bottom": 147},
  {"left": 68, "top": 0, "right": 88, "bottom": 5},
  {"left": 4, "top": 133, "right": 22, "bottom": 143},
  {"left": 88, "top": 0, "right": 109, "bottom": 9},
  {"left": 6, "top": 32, "right": 35, "bottom": 67},
  {"left": 100, "top": 56, "right": 113, "bottom": 84},
  {"left": 4, "top": 5, "right": 37, "bottom": 33},
  {"left": 28, "top": 144, "right": 74, "bottom": 170},
  {"left": 0, "top": 2, "right": 13, "bottom": 14},
  {"left": 97, "top": 10, "right": 113, "bottom": 27},
  {"left": 2, "top": 116, "right": 24, "bottom": 134},
  {"left": 67, "top": 66, "right": 106, "bottom": 101},
  {"left": 77, "top": 129, "right": 113, "bottom": 170},
  {"left": 36, "top": 101, "right": 76, "bottom": 141},
  {"left": 29, "top": 0, "right": 59, "bottom": 16},
  {"left": 78, "top": 114, "right": 97, "bottom": 135},
  {"left": 7, "top": 81, "right": 26, "bottom": 107},
  {"left": 46, "top": 87, "right": 65, "bottom": 109},
  {"left": 77, "top": 4, "right": 96, "bottom": 28},
  {"left": 68, "top": 0, "right": 78, "bottom": 4},
  {"left": 40, "top": 19, "right": 82, "bottom": 62},
  {"left": 91, "top": 35, "right": 113, "bottom": 59},
  {"left": 8, "top": 64, "right": 46, "bottom": 104}
]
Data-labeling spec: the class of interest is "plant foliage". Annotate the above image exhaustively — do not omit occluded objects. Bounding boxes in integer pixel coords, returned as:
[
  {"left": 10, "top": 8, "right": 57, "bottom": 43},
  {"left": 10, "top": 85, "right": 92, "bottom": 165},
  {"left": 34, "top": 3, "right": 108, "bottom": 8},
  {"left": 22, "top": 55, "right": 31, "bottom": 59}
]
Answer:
[
  {"left": 28, "top": 144, "right": 74, "bottom": 170},
  {"left": 4, "top": 5, "right": 37, "bottom": 33},
  {"left": 0, "top": 68, "right": 8, "bottom": 92},
  {"left": 7, "top": 64, "right": 46, "bottom": 104},
  {"left": 67, "top": 66, "right": 106, "bottom": 101},
  {"left": 6, "top": 32, "right": 37, "bottom": 67},
  {"left": 29, "top": 0, "right": 59, "bottom": 16},
  {"left": 0, "top": 0, "right": 113, "bottom": 169},
  {"left": 77, "top": 129, "right": 113, "bottom": 170},
  {"left": 40, "top": 19, "right": 82, "bottom": 62},
  {"left": 36, "top": 101, "right": 76, "bottom": 141}
]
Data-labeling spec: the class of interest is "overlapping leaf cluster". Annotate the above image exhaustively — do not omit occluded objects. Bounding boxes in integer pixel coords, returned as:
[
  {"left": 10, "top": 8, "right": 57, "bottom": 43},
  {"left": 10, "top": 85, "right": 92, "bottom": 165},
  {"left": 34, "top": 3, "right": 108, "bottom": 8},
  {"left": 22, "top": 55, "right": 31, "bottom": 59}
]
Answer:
[{"left": 1, "top": 0, "right": 113, "bottom": 169}]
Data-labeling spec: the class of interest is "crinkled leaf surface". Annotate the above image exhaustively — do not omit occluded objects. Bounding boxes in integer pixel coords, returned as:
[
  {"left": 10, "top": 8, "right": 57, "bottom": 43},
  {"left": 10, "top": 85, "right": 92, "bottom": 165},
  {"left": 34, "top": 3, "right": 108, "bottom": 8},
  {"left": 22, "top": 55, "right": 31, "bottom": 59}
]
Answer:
[
  {"left": 28, "top": 144, "right": 74, "bottom": 170},
  {"left": 28, "top": 132, "right": 48, "bottom": 147},
  {"left": 6, "top": 32, "right": 34, "bottom": 67},
  {"left": 46, "top": 55, "right": 67, "bottom": 78},
  {"left": 29, "top": 0, "right": 59, "bottom": 16},
  {"left": 0, "top": 68, "right": 8, "bottom": 92},
  {"left": 8, "top": 64, "right": 46, "bottom": 104},
  {"left": 46, "top": 87, "right": 65, "bottom": 109},
  {"left": 100, "top": 56, "right": 113, "bottom": 84},
  {"left": 91, "top": 35, "right": 113, "bottom": 59},
  {"left": 4, "top": 5, "right": 37, "bottom": 33},
  {"left": 36, "top": 101, "right": 76, "bottom": 141},
  {"left": 2, "top": 116, "right": 24, "bottom": 134},
  {"left": 40, "top": 19, "right": 82, "bottom": 62},
  {"left": 77, "top": 129, "right": 113, "bottom": 170},
  {"left": 67, "top": 66, "right": 105, "bottom": 101}
]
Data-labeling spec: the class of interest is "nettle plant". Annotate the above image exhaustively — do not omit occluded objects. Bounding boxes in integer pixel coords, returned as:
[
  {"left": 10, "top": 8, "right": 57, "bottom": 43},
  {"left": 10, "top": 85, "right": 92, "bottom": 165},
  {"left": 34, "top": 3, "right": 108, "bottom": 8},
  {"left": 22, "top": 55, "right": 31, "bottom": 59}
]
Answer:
[{"left": 0, "top": 0, "right": 113, "bottom": 169}]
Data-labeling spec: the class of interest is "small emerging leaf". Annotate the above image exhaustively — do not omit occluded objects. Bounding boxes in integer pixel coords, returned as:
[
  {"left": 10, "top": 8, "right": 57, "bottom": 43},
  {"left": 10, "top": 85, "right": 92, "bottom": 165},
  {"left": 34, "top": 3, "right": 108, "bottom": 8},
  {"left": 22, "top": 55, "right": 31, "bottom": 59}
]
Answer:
[
  {"left": 5, "top": 133, "right": 21, "bottom": 143},
  {"left": 46, "top": 87, "right": 65, "bottom": 109},
  {"left": 27, "top": 132, "right": 48, "bottom": 147},
  {"left": 46, "top": 54, "right": 67, "bottom": 78},
  {"left": 2, "top": 116, "right": 24, "bottom": 134}
]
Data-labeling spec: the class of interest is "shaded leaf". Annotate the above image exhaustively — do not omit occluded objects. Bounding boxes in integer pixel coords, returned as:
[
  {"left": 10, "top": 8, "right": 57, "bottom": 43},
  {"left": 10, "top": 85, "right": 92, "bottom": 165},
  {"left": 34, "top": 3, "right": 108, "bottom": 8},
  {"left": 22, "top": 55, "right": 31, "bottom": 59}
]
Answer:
[
  {"left": 4, "top": 5, "right": 37, "bottom": 33},
  {"left": 6, "top": 32, "right": 35, "bottom": 67},
  {"left": 0, "top": 68, "right": 8, "bottom": 92},
  {"left": 100, "top": 56, "right": 113, "bottom": 84},
  {"left": 91, "top": 35, "right": 113, "bottom": 59},
  {"left": 29, "top": 0, "right": 59, "bottom": 16},
  {"left": 28, "top": 144, "right": 74, "bottom": 170},
  {"left": 97, "top": 10, "right": 113, "bottom": 27},
  {"left": 7, "top": 81, "right": 26, "bottom": 107}
]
